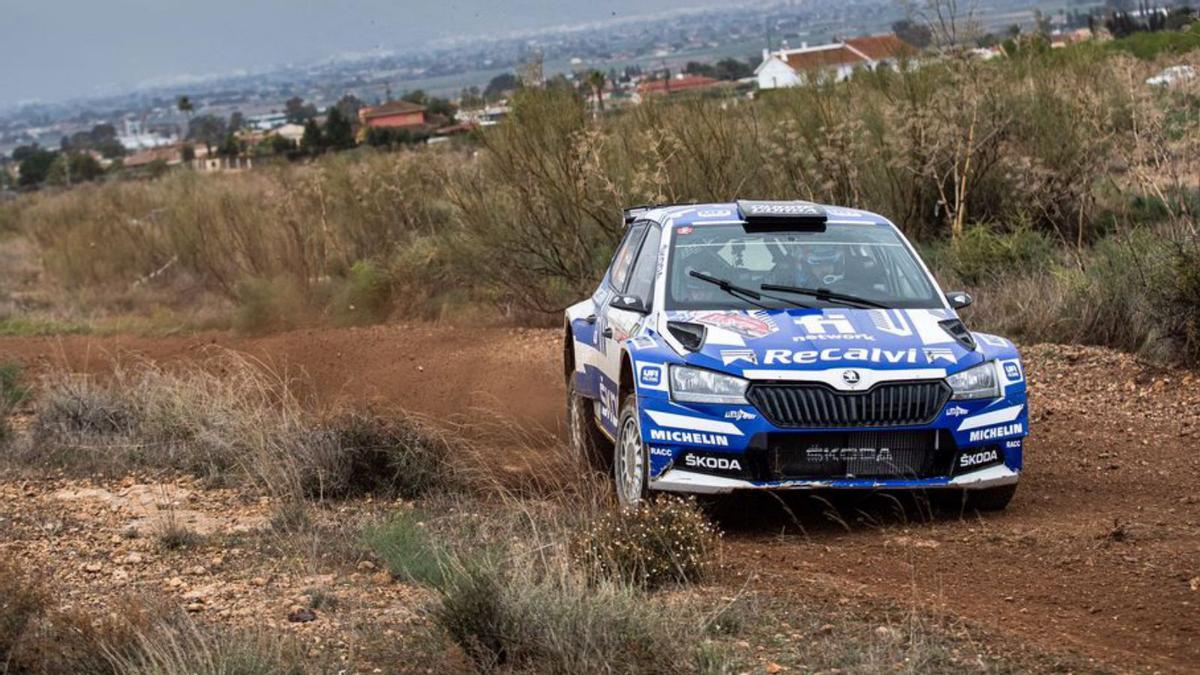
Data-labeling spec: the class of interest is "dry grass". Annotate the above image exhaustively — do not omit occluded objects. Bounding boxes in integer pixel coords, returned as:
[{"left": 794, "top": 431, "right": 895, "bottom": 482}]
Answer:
[
  {"left": 1, "top": 552, "right": 298, "bottom": 675},
  {"left": 9, "top": 49, "right": 1181, "bottom": 321},
  {"left": 14, "top": 352, "right": 457, "bottom": 502},
  {"left": 358, "top": 438, "right": 733, "bottom": 674},
  {"left": 5, "top": 370, "right": 1072, "bottom": 673}
]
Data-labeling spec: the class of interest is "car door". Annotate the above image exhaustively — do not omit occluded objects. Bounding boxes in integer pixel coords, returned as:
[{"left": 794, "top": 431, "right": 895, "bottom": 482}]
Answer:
[{"left": 593, "top": 221, "right": 648, "bottom": 433}]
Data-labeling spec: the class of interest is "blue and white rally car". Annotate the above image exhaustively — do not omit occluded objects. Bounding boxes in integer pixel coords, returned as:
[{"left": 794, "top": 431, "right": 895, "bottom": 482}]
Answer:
[{"left": 564, "top": 201, "right": 1027, "bottom": 510}]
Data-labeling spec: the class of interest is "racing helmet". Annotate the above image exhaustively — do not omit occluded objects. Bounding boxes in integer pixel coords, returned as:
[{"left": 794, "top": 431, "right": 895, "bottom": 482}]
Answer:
[{"left": 805, "top": 245, "right": 845, "bottom": 286}]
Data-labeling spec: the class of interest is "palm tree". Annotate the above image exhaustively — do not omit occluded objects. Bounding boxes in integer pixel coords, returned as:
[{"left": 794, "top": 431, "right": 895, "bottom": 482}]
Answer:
[{"left": 586, "top": 70, "right": 606, "bottom": 114}]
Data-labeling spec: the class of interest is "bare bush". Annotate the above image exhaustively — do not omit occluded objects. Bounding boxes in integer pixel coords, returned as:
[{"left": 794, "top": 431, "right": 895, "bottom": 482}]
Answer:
[
  {"left": 315, "top": 410, "right": 453, "bottom": 500},
  {"left": 0, "top": 554, "right": 47, "bottom": 667}
]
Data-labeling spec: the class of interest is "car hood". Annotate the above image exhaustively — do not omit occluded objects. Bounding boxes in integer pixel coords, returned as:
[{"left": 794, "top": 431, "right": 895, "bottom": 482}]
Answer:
[{"left": 663, "top": 307, "right": 983, "bottom": 376}]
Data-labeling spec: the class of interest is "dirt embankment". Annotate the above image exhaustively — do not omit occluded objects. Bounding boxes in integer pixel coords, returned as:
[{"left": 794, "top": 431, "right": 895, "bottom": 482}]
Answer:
[{"left": 2, "top": 327, "right": 1198, "bottom": 672}]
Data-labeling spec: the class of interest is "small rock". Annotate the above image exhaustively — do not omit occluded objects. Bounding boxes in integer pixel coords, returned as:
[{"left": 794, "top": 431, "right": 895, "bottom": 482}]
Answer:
[
  {"left": 251, "top": 576, "right": 268, "bottom": 587},
  {"left": 167, "top": 576, "right": 186, "bottom": 588},
  {"left": 121, "top": 552, "right": 144, "bottom": 565},
  {"left": 874, "top": 626, "right": 895, "bottom": 639},
  {"left": 1190, "top": 577, "right": 1199, "bottom": 592},
  {"left": 288, "top": 608, "right": 317, "bottom": 623},
  {"left": 818, "top": 623, "right": 834, "bottom": 635},
  {"left": 185, "top": 602, "right": 205, "bottom": 613},
  {"left": 186, "top": 565, "right": 206, "bottom": 576},
  {"left": 82, "top": 562, "right": 103, "bottom": 574},
  {"left": 371, "top": 571, "right": 392, "bottom": 586},
  {"left": 766, "top": 663, "right": 786, "bottom": 674},
  {"left": 356, "top": 560, "right": 376, "bottom": 572}
]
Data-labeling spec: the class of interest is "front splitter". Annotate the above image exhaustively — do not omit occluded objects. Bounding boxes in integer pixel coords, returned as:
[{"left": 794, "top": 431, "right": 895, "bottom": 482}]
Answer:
[{"left": 649, "top": 464, "right": 1019, "bottom": 494}]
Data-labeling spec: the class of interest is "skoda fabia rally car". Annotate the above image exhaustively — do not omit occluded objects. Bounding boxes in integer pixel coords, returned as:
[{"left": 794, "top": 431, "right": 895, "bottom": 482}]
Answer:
[{"left": 564, "top": 200, "right": 1028, "bottom": 510}]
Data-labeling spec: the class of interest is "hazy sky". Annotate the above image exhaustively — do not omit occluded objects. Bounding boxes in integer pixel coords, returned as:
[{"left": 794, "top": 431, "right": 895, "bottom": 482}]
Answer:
[{"left": 1, "top": 0, "right": 716, "bottom": 106}]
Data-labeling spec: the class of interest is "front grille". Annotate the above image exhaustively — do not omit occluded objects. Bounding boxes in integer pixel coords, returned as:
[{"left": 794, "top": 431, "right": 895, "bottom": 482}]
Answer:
[
  {"left": 752, "top": 430, "right": 954, "bottom": 480},
  {"left": 746, "top": 380, "right": 951, "bottom": 428}
]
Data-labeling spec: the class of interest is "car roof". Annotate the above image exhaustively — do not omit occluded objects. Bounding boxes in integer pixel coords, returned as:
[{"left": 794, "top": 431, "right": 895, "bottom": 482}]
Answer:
[{"left": 631, "top": 201, "right": 894, "bottom": 228}]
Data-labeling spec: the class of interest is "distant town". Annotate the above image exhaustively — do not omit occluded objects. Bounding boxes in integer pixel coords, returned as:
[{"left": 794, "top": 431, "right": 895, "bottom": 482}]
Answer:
[{"left": 0, "top": 0, "right": 1154, "bottom": 189}]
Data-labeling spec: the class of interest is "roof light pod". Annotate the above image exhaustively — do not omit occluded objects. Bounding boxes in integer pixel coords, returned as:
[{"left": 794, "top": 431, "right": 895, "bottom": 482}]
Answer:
[{"left": 736, "top": 200, "right": 828, "bottom": 232}]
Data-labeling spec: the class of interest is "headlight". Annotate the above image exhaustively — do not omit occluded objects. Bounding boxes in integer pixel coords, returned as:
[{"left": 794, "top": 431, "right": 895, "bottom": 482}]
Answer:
[
  {"left": 946, "top": 361, "right": 1000, "bottom": 400},
  {"left": 669, "top": 365, "right": 749, "bottom": 404}
]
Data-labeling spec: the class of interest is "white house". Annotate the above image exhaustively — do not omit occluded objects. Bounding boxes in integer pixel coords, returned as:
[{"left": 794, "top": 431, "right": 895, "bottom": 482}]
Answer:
[
  {"left": 756, "top": 34, "right": 915, "bottom": 90},
  {"left": 274, "top": 123, "right": 306, "bottom": 143}
]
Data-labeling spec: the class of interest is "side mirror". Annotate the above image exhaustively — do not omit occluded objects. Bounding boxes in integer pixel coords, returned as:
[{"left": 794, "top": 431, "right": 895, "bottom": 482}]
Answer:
[
  {"left": 947, "top": 291, "right": 973, "bottom": 310},
  {"left": 610, "top": 294, "right": 650, "bottom": 314}
]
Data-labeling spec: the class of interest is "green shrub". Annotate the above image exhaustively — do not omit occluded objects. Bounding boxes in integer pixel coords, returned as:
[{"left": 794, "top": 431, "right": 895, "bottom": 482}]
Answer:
[
  {"left": 0, "top": 316, "right": 91, "bottom": 337},
  {"left": 434, "top": 559, "right": 707, "bottom": 674},
  {"left": 1152, "top": 231, "right": 1200, "bottom": 361},
  {"left": 0, "top": 362, "right": 29, "bottom": 443},
  {"left": 363, "top": 511, "right": 453, "bottom": 587},
  {"left": 573, "top": 497, "right": 719, "bottom": 589},
  {"left": 232, "top": 276, "right": 307, "bottom": 334},
  {"left": 928, "top": 225, "right": 1057, "bottom": 286},
  {"left": 1108, "top": 22, "right": 1200, "bottom": 59},
  {"left": 432, "top": 563, "right": 507, "bottom": 667},
  {"left": 956, "top": 224, "right": 1200, "bottom": 366},
  {"left": 330, "top": 259, "right": 392, "bottom": 326}
]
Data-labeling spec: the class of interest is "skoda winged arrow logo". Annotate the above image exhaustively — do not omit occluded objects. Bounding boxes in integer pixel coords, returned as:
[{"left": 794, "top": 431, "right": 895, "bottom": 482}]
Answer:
[{"left": 841, "top": 369, "right": 861, "bottom": 386}]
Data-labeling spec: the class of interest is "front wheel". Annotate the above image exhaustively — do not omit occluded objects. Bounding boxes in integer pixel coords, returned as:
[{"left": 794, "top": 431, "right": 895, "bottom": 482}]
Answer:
[{"left": 613, "top": 393, "right": 648, "bottom": 507}]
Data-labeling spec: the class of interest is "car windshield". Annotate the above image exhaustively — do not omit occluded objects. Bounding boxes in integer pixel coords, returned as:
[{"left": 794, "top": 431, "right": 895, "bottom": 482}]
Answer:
[{"left": 666, "top": 222, "right": 942, "bottom": 310}]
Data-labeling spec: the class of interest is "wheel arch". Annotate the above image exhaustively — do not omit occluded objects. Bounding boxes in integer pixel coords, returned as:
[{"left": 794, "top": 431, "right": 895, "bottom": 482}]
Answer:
[
  {"left": 562, "top": 319, "right": 575, "bottom": 383},
  {"left": 618, "top": 348, "right": 635, "bottom": 402}
]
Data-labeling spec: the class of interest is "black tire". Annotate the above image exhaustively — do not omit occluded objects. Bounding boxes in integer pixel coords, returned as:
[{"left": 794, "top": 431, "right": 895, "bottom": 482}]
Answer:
[
  {"left": 967, "top": 483, "right": 1018, "bottom": 511},
  {"left": 567, "top": 372, "right": 612, "bottom": 471},
  {"left": 613, "top": 392, "right": 649, "bottom": 507}
]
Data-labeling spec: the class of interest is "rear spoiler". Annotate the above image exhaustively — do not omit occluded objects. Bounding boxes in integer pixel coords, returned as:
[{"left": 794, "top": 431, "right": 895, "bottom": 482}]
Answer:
[
  {"left": 623, "top": 205, "right": 654, "bottom": 224},
  {"left": 622, "top": 201, "right": 699, "bottom": 225},
  {"left": 736, "top": 200, "right": 827, "bottom": 231}
]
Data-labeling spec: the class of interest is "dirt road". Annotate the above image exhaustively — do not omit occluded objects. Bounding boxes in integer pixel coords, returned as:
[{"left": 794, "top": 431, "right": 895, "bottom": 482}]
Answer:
[{"left": 3, "top": 326, "right": 1198, "bottom": 672}]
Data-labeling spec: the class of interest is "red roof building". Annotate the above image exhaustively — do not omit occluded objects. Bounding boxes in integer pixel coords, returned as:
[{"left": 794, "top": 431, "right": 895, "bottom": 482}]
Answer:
[
  {"left": 358, "top": 100, "right": 427, "bottom": 129},
  {"left": 756, "top": 33, "right": 916, "bottom": 90},
  {"left": 636, "top": 75, "right": 723, "bottom": 97},
  {"left": 844, "top": 34, "right": 915, "bottom": 61}
]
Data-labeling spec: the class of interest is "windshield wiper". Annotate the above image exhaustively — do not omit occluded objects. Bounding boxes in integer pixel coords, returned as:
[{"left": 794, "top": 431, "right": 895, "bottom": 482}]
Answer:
[
  {"left": 689, "top": 271, "right": 812, "bottom": 309},
  {"left": 760, "top": 283, "right": 889, "bottom": 309}
]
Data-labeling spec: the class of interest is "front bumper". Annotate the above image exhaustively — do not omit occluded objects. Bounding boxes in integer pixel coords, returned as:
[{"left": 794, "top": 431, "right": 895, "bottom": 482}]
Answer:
[
  {"left": 640, "top": 387, "right": 1028, "bottom": 495},
  {"left": 651, "top": 463, "right": 1020, "bottom": 495}
]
